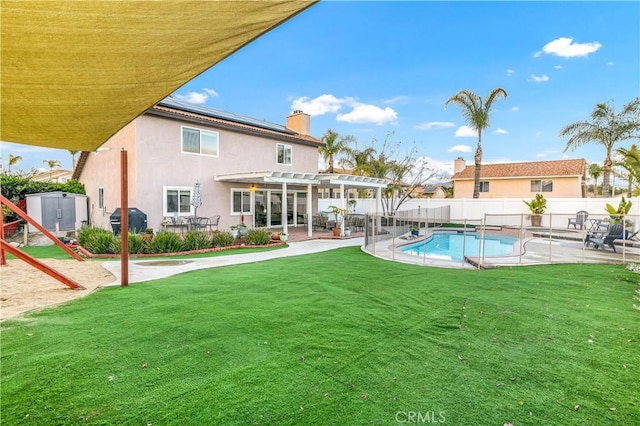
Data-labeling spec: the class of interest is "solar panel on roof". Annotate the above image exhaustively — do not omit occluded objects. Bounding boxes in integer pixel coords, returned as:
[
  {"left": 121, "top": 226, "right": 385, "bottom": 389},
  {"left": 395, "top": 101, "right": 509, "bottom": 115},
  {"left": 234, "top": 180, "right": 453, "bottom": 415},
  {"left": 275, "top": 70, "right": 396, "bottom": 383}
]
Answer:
[{"left": 158, "top": 98, "right": 297, "bottom": 135}]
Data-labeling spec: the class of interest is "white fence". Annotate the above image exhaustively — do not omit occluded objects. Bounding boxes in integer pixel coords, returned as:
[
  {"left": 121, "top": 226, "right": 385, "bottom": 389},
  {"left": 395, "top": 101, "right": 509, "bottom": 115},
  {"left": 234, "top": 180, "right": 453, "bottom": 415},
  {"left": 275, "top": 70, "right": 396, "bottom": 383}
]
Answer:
[{"left": 319, "top": 196, "right": 640, "bottom": 230}]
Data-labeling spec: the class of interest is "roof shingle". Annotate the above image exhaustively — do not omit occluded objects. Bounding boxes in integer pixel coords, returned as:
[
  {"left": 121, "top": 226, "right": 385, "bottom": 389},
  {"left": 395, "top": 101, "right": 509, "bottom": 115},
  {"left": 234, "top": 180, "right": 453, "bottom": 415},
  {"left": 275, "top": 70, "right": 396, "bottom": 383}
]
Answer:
[{"left": 452, "top": 159, "right": 586, "bottom": 180}]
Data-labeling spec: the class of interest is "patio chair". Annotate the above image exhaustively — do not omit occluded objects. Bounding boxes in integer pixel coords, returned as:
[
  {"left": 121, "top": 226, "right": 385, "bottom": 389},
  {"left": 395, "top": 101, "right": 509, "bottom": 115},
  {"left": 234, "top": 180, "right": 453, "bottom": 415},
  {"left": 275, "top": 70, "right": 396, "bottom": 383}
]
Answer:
[
  {"left": 567, "top": 210, "right": 588, "bottom": 229},
  {"left": 206, "top": 215, "right": 220, "bottom": 232},
  {"left": 585, "top": 223, "right": 623, "bottom": 253}
]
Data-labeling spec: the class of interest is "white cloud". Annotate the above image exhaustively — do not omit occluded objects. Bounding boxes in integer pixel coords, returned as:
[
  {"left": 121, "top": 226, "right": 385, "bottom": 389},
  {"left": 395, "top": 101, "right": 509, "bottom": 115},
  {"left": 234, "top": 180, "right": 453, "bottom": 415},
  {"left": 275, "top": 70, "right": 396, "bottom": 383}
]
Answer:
[
  {"left": 455, "top": 125, "right": 477, "bottom": 138},
  {"left": 337, "top": 104, "right": 397, "bottom": 125},
  {"left": 203, "top": 88, "right": 219, "bottom": 97},
  {"left": 290, "top": 94, "right": 353, "bottom": 116},
  {"left": 383, "top": 96, "right": 409, "bottom": 104},
  {"left": 608, "top": 61, "right": 615, "bottom": 66},
  {"left": 506, "top": 69, "right": 516, "bottom": 76},
  {"left": 529, "top": 74, "right": 550, "bottom": 83},
  {"left": 175, "top": 91, "right": 209, "bottom": 104},
  {"left": 534, "top": 37, "right": 602, "bottom": 58},
  {"left": 448, "top": 144, "right": 472, "bottom": 153},
  {"left": 493, "top": 128, "right": 508, "bottom": 134},
  {"left": 415, "top": 121, "right": 455, "bottom": 130},
  {"left": 511, "top": 106, "right": 520, "bottom": 112},
  {"left": 554, "top": 65, "right": 563, "bottom": 69},
  {"left": 536, "top": 152, "right": 547, "bottom": 158}
]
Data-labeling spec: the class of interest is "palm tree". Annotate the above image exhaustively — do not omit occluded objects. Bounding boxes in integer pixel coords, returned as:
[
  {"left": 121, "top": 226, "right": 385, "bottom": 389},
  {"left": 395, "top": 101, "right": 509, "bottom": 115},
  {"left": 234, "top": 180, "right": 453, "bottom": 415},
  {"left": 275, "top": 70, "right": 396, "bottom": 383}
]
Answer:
[
  {"left": 560, "top": 98, "right": 640, "bottom": 197},
  {"left": 444, "top": 88, "right": 508, "bottom": 198},
  {"left": 588, "top": 163, "right": 603, "bottom": 196},
  {"left": 43, "top": 159, "right": 62, "bottom": 178},
  {"left": 318, "top": 129, "right": 349, "bottom": 173},
  {"left": 68, "top": 150, "right": 79, "bottom": 169},
  {"left": 615, "top": 144, "right": 640, "bottom": 196},
  {"left": 8, "top": 154, "right": 23, "bottom": 173},
  {"left": 339, "top": 145, "right": 376, "bottom": 176}
]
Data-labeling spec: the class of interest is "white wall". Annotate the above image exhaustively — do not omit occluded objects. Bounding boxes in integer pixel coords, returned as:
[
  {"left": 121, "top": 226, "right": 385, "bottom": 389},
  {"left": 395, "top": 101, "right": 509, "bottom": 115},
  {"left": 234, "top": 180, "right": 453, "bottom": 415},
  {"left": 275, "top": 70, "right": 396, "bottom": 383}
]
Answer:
[{"left": 319, "top": 196, "right": 640, "bottom": 229}]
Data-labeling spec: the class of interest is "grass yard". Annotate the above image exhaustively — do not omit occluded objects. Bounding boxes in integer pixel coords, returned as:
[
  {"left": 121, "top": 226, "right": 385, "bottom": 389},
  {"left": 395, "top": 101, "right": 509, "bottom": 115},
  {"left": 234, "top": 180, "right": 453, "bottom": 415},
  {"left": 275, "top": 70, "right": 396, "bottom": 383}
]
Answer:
[
  {"left": 4, "top": 243, "right": 286, "bottom": 260},
  {"left": 1, "top": 247, "right": 638, "bottom": 425}
]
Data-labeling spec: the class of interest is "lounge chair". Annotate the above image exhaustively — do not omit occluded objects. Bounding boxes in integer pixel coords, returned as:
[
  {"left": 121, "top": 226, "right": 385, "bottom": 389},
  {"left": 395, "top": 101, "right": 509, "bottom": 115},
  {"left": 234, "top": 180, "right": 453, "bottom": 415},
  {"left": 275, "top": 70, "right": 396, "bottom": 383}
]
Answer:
[
  {"left": 585, "top": 223, "right": 623, "bottom": 252},
  {"left": 567, "top": 210, "right": 588, "bottom": 229}
]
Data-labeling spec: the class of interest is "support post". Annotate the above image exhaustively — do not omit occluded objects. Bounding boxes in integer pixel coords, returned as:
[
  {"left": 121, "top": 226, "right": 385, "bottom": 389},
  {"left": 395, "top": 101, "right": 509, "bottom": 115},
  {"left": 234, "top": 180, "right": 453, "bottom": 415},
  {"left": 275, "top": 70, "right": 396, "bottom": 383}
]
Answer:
[
  {"left": 281, "top": 182, "right": 288, "bottom": 235},
  {"left": 120, "top": 149, "right": 129, "bottom": 286},
  {"left": 0, "top": 213, "right": 6, "bottom": 266},
  {"left": 307, "top": 183, "right": 313, "bottom": 237}
]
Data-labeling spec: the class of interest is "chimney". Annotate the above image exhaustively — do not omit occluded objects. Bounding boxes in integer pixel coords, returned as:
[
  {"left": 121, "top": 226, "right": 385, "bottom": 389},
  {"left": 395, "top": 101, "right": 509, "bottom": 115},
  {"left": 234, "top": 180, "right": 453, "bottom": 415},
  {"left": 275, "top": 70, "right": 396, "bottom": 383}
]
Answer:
[
  {"left": 286, "top": 110, "right": 310, "bottom": 135},
  {"left": 454, "top": 157, "right": 466, "bottom": 174}
]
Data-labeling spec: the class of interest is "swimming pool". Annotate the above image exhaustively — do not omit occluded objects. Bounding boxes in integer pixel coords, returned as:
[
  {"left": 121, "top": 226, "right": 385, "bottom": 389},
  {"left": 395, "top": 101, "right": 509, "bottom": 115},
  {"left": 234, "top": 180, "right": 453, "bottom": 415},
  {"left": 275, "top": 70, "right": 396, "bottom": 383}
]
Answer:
[{"left": 401, "top": 232, "right": 518, "bottom": 261}]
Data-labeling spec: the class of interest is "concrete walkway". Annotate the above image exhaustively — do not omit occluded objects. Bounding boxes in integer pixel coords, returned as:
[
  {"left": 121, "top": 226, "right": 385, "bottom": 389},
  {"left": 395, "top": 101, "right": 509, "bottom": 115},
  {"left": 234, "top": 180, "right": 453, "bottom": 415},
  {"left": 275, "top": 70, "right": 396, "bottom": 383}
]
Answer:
[{"left": 101, "top": 237, "right": 364, "bottom": 285}]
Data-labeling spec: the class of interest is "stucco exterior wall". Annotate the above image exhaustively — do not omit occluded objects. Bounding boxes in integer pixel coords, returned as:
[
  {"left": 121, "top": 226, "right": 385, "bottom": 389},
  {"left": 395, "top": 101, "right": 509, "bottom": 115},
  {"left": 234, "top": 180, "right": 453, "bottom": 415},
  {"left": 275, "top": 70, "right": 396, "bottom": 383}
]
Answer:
[
  {"left": 80, "top": 122, "right": 137, "bottom": 230},
  {"left": 454, "top": 176, "right": 583, "bottom": 199},
  {"left": 80, "top": 112, "right": 321, "bottom": 233}
]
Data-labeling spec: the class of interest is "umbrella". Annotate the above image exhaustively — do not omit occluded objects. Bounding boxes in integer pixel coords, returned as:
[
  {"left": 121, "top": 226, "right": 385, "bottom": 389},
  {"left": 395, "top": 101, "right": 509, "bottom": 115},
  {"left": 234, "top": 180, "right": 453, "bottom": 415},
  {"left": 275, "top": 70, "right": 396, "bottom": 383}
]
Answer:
[{"left": 191, "top": 179, "right": 202, "bottom": 218}]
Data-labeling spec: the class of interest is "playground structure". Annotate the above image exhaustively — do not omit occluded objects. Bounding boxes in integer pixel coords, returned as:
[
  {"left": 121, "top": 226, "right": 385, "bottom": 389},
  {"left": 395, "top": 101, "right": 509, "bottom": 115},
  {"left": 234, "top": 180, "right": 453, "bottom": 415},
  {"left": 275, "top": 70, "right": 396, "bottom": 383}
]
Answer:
[{"left": 1, "top": 195, "right": 85, "bottom": 290}]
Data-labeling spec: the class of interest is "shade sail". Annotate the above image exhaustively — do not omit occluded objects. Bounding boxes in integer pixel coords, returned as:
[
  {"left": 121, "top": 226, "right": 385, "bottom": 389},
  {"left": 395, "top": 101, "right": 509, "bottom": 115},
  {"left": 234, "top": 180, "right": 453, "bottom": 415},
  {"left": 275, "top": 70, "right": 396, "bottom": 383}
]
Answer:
[{"left": 1, "top": 0, "right": 316, "bottom": 151}]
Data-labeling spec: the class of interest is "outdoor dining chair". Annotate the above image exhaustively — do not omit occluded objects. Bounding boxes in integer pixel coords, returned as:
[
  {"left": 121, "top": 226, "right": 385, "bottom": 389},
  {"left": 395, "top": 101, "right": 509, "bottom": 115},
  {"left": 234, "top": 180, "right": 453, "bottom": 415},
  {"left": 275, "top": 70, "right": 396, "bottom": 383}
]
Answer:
[
  {"left": 206, "top": 215, "right": 220, "bottom": 232},
  {"left": 567, "top": 210, "right": 588, "bottom": 229}
]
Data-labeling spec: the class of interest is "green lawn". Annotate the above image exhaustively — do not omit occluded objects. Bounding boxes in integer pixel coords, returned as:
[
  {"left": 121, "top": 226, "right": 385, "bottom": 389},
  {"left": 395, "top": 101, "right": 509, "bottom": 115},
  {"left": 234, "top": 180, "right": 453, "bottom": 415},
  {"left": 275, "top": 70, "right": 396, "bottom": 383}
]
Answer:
[
  {"left": 4, "top": 243, "right": 286, "bottom": 260},
  {"left": 1, "top": 248, "right": 638, "bottom": 425}
]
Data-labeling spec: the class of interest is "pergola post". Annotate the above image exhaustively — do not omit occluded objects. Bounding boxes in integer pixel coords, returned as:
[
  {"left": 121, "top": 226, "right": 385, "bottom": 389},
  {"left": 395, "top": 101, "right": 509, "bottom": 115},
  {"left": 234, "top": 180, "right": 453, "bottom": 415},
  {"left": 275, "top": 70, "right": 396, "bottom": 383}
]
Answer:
[
  {"left": 120, "top": 149, "right": 129, "bottom": 287},
  {"left": 307, "top": 183, "right": 313, "bottom": 237},
  {"left": 281, "top": 181, "right": 288, "bottom": 235}
]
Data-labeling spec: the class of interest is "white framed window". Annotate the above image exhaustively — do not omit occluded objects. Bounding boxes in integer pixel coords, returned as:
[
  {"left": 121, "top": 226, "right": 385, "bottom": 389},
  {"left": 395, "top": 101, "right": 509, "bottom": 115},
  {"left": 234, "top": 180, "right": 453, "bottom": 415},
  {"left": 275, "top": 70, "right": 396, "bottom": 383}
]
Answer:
[
  {"left": 163, "top": 186, "right": 193, "bottom": 216},
  {"left": 479, "top": 181, "right": 490, "bottom": 192},
  {"left": 276, "top": 143, "right": 292, "bottom": 165},
  {"left": 181, "top": 126, "right": 219, "bottom": 157},
  {"left": 98, "top": 187, "right": 104, "bottom": 209},
  {"left": 531, "top": 179, "right": 553, "bottom": 192},
  {"left": 231, "top": 189, "right": 252, "bottom": 215}
]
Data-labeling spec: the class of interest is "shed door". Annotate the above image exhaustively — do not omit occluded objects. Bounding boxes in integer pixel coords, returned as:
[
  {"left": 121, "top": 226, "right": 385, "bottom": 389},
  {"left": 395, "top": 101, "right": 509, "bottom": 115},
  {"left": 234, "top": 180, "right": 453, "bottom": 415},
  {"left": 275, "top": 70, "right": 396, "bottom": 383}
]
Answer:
[
  {"left": 59, "top": 197, "right": 76, "bottom": 231},
  {"left": 41, "top": 198, "right": 58, "bottom": 231},
  {"left": 41, "top": 197, "right": 76, "bottom": 231}
]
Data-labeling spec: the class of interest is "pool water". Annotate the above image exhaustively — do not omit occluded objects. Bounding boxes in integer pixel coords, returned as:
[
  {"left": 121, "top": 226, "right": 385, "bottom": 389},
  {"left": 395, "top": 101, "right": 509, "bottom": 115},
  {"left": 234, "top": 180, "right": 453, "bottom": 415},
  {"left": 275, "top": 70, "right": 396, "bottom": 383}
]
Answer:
[{"left": 401, "top": 232, "right": 518, "bottom": 261}]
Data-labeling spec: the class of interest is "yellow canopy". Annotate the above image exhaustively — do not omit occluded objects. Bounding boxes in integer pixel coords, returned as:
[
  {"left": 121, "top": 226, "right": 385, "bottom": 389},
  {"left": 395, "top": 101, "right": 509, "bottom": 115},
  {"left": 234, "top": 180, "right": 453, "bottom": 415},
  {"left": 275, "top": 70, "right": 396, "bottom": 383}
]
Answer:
[{"left": 1, "top": 0, "right": 316, "bottom": 151}]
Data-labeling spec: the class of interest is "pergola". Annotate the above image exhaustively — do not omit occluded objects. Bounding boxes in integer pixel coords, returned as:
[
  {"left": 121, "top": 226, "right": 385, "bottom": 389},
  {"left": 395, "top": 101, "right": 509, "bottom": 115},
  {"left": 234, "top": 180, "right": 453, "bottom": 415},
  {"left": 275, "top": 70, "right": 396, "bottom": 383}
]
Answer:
[
  {"left": 0, "top": 1, "right": 318, "bottom": 286},
  {"left": 215, "top": 171, "right": 389, "bottom": 236}
]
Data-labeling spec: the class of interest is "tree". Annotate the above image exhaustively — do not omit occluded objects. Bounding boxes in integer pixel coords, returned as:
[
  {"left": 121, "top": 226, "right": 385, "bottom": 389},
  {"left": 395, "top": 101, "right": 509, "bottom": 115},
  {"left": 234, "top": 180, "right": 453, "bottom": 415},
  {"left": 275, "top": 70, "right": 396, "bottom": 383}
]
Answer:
[
  {"left": 7, "top": 154, "right": 22, "bottom": 173},
  {"left": 588, "top": 163, "right": 603, "bottom": 196},
  {"left": 361, "top": 133, "right": 435, "bottom": 215},
  {"left": 318, "top": 129, "right": 350, "bottom": 174},
  {"left": 68, "top": 150, "right": 79, "bottom": 169},
  {"left": 43, "top": 159, "right": 62, "bottom": 178},
  {"left": 444, "top": 88, "right": 508, "bottom": 198},
  {"left": 560, "top": 98, "right": 640, "bottom": 197},
  {"left": 615, "top": 144, "right": 640, "bottom": 196}
]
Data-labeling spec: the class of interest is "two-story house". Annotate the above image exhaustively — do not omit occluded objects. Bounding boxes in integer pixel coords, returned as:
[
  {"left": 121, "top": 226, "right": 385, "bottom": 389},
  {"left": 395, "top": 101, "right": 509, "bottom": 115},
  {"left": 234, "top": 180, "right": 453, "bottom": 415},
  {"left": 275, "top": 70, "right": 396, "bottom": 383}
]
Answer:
[
  {"left": 74, "top": 98, "right": 387, "bottom": 235},
  {"left": 452, "top": 157, "right": 587, "bottom": 198}
]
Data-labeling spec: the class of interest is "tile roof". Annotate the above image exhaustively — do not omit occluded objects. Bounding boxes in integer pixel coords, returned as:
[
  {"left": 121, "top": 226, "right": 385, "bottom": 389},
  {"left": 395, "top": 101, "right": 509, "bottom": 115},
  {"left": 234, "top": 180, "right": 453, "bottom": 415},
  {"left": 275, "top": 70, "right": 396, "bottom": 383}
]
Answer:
[{"left": 452, "top": 159, "right": 586, "bottom": 180}]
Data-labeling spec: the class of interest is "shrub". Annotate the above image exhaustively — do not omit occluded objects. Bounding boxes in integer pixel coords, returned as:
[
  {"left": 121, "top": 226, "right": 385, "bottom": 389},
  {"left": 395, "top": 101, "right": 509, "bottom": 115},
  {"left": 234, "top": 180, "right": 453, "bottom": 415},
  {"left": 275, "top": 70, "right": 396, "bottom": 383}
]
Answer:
[
  {"left": 77, "top": 227, "right": 118, "bottom": 254},
  {"left": 147, "top": 232, "right": 185, "bottom": 254},
  {"left": 183, "top": 230, "right": 211, "bottom": 251},
  {"left": 211, "top": 231, "right": 235, "bottom": 247},
  {"left": 127, "top": 233, "right": 146, "bottom": 254},
  {"left": 245, "top": 228, "right": 271, "bottom": 245}
]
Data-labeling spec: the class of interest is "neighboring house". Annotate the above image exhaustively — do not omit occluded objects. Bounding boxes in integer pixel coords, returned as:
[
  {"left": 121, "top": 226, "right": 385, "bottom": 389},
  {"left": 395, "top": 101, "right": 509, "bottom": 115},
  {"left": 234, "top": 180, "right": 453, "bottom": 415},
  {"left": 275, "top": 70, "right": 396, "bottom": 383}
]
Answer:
[
  {"left": 74, "top": 98, "right": 387, "bottom": 234},
  {"left": 31, "top": 169, "right": 73, "bottom": 183},
  {"left": 452, "top": 157, "right": 587, "bottom": 198},
  {"left": 422, "top": 184, "right": 449, "bottom": 199}
]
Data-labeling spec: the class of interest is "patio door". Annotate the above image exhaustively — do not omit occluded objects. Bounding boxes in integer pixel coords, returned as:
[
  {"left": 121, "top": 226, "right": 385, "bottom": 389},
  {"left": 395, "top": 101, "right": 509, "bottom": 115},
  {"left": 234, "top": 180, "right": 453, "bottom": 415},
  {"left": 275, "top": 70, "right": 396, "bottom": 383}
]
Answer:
[{"left": 255, "top": 190, "right": 307, "bottom": 228}]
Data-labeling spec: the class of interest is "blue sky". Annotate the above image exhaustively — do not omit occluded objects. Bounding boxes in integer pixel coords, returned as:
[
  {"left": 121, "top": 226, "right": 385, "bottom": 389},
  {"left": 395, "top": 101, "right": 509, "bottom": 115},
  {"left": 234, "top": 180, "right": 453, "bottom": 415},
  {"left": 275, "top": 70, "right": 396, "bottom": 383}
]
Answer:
[{"left": 2, "top": 1, "right": 639, "bottom": 180}]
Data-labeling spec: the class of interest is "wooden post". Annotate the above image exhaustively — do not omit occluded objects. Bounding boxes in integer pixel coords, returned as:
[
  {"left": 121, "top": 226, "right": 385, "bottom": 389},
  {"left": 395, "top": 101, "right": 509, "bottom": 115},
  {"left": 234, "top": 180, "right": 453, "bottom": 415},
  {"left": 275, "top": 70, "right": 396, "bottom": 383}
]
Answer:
[
  {"left": 0, "top": 213, "right": 6, "bottom": 266},
  {"left": 120, "top": 149, "right": 129, "bottom": 286}
]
